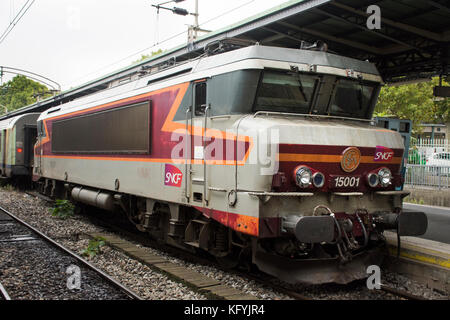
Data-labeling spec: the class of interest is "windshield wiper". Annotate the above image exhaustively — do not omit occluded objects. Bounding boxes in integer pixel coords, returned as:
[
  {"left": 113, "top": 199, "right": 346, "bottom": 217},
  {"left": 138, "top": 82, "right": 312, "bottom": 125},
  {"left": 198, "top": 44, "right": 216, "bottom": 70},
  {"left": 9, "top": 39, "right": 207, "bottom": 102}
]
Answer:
[
  {"left": 297, "top": 73, "right": 308, "bottom": 102},
  {"left": 357, "top": 82, "right": 363, "bottom": 110},
  {"left": 290, "top": 67, "right": 308, "bottom": 102}
]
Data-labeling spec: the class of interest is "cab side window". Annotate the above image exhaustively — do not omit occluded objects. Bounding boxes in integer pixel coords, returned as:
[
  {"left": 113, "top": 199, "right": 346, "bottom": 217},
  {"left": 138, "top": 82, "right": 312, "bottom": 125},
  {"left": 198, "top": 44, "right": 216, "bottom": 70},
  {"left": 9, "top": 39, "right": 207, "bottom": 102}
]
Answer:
[
  {"left": 37, "top": 121, "right": 46, "bottom": 137},
  {"left": 194, "top": 82, "right": 207, "bottom": 116}
]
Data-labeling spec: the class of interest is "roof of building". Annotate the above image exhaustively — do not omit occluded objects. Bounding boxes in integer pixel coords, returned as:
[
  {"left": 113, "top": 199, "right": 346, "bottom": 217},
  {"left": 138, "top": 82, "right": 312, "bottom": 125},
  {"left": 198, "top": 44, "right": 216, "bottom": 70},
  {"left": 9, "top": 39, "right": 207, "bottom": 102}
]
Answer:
[
  {"left": 2, "top": 0, "right": 448, "bottom": 120},
  {"left": 420, "top": 123, "right": 447, "bottom": 127}
]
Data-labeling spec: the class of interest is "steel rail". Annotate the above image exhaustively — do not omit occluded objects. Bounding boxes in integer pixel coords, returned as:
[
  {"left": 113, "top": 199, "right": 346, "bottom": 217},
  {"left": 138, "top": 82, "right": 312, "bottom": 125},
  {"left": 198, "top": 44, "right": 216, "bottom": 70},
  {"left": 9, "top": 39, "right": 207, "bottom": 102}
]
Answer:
[
  {"left": 238, "top": 272, "right": 311, "bottom": 300},
  {"left": 380, "top": 284, "right": 428, "bottom": 301},
  {"left": 58, "top": 203, "right": 426, "bottom": 301},
  {"left": 21, "top": 193, "right": 431, "bottom": 301},
  {"left": 0, "top": 205, "right": 142, "bottom": 300},
  {"left": 0, "top": 281, "right": 11, "bottom": 300},
  {"left": 78, "top": 210, "right": 313, "bottom": 300}
]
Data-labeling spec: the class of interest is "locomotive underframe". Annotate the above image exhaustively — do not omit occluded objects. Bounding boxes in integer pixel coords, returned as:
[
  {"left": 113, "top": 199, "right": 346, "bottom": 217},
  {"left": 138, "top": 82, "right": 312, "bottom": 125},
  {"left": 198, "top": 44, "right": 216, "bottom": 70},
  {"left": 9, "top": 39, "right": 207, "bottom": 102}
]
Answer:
[{"left": 36, "top": 176, "right": 427, "bottom": 285}]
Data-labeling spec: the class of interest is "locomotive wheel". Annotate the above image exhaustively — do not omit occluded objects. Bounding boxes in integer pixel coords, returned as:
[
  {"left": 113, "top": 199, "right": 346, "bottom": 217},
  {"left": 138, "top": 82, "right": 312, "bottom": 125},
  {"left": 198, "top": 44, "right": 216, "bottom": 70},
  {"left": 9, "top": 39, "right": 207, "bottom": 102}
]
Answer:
[{"left": 215, "top": 248, "right": 241, "bottom": 269}]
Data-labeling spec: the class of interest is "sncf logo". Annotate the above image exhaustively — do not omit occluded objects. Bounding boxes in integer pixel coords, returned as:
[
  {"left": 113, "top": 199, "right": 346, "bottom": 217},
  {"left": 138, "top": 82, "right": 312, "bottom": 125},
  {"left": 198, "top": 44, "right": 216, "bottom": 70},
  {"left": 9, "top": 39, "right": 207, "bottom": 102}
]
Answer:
[
  {"left": 374, "top": 146, "right": 394, "bottom": 162},
  {"left": 164, "top": 164, "right": 183, "bottom": 187}
]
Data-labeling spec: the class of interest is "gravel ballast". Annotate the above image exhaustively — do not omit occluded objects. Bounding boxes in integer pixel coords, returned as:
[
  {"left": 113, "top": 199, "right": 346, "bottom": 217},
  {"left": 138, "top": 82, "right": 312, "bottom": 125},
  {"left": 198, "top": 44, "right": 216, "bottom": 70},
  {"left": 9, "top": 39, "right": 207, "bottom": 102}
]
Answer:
[
  {"left": 0, "top": 188, "right": 447, "bottom": 300},
  {"left": 0, "top": 237, "right": 130, "bottom": 300},
  {"left": 0, "top": 213, "right": 130, "bottom": 300}
]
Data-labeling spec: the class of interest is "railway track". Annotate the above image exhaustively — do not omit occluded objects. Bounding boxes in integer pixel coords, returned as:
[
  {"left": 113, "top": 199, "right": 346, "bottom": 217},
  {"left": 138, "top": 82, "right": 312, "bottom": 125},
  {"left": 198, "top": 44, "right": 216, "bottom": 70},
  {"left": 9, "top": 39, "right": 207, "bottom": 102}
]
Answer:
[
  {"left": 0, "top": 281, "right": 11, "bottom": 300},
  {"left": 380, "top": 284, "right": 428, "bottom": 300},
  {"left": 235, "top": 266, "right": 428, "bottom": 300},
  {"left": 77, "top": 211, "right": 289, "bottom": 300},
  {"left": 65, "top": 205, "right": 430, "bottom": 301},
  {"left": 84, "top": 213, "right": 427, "bottom": 301},
  {"left": 11, "top": 192, "right": 438, "bottom": 300},
  {"left": 0, "top": 205, "right": 142, "bottom": 300}
]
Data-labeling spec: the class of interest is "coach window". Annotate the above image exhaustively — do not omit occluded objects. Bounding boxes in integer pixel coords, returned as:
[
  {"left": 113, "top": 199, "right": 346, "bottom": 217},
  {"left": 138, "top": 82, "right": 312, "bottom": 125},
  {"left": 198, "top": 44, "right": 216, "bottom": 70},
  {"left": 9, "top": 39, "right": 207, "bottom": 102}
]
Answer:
[{"left": 194, "top": 82, "right": 207, "bottom": 116}]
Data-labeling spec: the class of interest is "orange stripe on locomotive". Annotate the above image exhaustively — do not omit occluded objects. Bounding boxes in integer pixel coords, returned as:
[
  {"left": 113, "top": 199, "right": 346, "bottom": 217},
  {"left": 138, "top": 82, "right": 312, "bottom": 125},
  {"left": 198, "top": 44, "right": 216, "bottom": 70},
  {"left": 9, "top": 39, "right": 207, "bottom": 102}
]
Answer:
[{"left": 35, "top": 82, "right": 254, "bottom": 165}]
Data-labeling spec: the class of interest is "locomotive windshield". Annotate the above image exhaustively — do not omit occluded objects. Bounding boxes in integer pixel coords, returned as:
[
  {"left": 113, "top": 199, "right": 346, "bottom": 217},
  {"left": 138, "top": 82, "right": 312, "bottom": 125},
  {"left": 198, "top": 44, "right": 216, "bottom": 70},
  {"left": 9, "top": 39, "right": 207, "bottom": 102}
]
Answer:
[
  {"left": 254, "top": 70, "right": 379, "bottom": 119},
  {"left": 328, "top": 79, "right": 377, "bottom": 119},
  {"left": 255, "top": 71, "right": 317, "bottom": 114}
]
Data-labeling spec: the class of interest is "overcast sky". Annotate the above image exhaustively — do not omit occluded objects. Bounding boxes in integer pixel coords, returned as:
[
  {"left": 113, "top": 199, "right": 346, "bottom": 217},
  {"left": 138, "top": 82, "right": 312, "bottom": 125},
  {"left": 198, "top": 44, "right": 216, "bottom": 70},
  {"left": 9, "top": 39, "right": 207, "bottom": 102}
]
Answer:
[{"left": 0, "top": 0, "right": 289, "bottom": 91}]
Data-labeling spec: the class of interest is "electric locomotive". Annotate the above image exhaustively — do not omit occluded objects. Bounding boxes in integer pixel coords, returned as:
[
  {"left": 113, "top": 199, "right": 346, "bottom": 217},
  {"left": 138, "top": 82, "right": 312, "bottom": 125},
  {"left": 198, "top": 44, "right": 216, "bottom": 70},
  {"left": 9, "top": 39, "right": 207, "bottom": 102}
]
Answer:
[{"left": 33, "top": 45, "right": 427, "bottom": 284}]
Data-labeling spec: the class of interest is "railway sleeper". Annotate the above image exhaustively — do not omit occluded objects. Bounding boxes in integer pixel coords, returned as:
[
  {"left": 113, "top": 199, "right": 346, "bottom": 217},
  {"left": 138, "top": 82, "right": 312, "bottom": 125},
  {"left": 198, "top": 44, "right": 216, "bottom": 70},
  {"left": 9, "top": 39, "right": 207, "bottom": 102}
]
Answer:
[{"left": 54, "top": 182, "right": 242, "bottom": 265}]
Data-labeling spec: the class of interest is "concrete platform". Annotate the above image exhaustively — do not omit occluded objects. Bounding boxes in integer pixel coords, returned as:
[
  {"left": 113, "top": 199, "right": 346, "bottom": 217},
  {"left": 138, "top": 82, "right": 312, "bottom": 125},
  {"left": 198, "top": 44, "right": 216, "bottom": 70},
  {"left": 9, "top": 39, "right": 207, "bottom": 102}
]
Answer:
[
  {"left": 384, "top": 231, "right": 450, "bottom": 293},
  {"left": 403, "top": 202, "right": 450, "bottom": 244},
  {"left": 405, "top": 187, "right": 450, "bottom": 207}
]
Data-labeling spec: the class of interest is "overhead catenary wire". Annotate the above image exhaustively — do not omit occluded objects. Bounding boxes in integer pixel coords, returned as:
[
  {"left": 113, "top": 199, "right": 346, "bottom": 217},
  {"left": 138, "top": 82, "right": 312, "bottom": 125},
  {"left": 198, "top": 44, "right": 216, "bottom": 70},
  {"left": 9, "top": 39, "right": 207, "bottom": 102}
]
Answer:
[
  {"left": 61, "top": 29, "right": 188, "bottom": 89},
  {"left": 1, "top": 71, "right": 57, "bottom": 91},
  {"left": 0, "top": 0, "right": 35, "bottom": 46},
  {"left": 10, "top": 0, "right": 14, "bottom": 24},
  {"left": 0, "top": 66, "right": 61, "bottom": 91},
  {"left": 3, "top": 0, "right": 31, "bottom": 38},
  {"left": 64, "top": 0, "right": 256, "bottom": 89}
]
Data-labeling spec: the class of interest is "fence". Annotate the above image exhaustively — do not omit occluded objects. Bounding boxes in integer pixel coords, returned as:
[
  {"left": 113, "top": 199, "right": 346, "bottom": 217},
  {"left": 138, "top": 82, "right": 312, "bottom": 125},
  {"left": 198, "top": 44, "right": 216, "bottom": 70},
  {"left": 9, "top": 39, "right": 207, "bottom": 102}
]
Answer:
[
  {"left": 405, "top": 138, "right": 450, "bottom": 189},
  {"left": 407, "top": 138, "right": 449, "bottom": 165},
  {"left": 405, "top": 164, "right": 450, "bottom": 189}
]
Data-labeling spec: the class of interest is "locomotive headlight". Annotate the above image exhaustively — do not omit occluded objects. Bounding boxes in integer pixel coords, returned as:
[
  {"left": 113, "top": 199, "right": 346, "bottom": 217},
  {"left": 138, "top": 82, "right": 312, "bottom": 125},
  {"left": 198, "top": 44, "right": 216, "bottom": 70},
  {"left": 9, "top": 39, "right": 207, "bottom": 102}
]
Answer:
[
  {"left": 378, "top": 167, "right": 392, "bottom": 187},
  {"left": 295, "top": 166, "right": 312, "bottom": 188},
  {"left": 367, "top": 172, "right": 379, "bottom": 187},
  {"left": 312, "top": 172, "right": 325, "bottom": 188}
]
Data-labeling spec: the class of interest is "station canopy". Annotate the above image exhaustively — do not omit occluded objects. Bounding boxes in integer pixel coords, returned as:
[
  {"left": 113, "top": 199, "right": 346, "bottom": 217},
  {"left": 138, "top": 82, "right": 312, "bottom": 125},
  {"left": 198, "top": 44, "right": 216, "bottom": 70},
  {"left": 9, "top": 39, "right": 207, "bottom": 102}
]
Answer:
[{"left": 3, "top": 0, "right": 449, "bottom": 119}]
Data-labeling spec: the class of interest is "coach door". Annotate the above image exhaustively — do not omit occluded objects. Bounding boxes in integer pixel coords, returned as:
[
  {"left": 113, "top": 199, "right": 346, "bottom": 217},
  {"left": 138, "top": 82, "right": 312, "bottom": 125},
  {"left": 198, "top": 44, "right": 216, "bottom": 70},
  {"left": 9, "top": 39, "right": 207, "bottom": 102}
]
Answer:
[
  {"left": 189, "top": 80, "right": 210, "bottom": 206},
  {"left": 24, "top": 125, "right": 37, "bottom": 169},
  {"left": 35, "top": 120, "right": 44, "bottom": 175}
]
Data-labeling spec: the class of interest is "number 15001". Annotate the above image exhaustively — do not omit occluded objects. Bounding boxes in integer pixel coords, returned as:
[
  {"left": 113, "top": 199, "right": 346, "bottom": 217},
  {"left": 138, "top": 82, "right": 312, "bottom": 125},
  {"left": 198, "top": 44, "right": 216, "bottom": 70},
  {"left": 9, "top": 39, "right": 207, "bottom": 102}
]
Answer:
[{"left": 334, "top": 176, "right": 360, "bottom": 188}]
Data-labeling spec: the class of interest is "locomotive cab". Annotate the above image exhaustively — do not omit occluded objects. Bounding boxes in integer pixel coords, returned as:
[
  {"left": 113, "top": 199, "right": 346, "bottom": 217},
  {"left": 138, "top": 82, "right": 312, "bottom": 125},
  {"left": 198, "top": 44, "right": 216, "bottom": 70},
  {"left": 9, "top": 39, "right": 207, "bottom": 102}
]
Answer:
[{"left": 222, "top": 49, "right": 429, "bottom": 284}]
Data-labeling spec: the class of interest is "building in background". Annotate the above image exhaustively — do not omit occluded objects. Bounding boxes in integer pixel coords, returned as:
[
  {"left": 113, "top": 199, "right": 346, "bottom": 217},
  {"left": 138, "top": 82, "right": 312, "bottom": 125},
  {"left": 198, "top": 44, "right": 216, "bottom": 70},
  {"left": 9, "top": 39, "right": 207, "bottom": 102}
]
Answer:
[{"left": 418, "top": 123, "right": 448, "bottom": 140}]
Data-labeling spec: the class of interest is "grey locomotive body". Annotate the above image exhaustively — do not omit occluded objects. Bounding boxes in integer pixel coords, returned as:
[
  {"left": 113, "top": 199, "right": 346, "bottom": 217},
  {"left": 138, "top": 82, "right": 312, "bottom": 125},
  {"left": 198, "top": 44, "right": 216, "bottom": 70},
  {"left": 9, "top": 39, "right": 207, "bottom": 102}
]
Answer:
[{"left": 33, "top": 45, "right": 427, "bottom": 284}]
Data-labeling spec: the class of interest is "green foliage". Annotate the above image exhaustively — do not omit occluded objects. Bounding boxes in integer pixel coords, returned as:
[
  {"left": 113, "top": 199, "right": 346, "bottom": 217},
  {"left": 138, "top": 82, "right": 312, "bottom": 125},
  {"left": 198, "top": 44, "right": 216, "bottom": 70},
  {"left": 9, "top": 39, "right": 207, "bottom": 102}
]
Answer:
[
  {"left": 50, "top": 199, "right": 74, "bottom": 220},
  {"left": 82, "top": 237, "right": 106, "bottom": 258},
  {"left": 0, "top": 184, "right": 15, "bottom": 191},
  {"left": 131, "top": 49, "right": 164, "bottom": 64},
  {"left": 0, "top": 75, "right": 52, "bottom": 114},
  {"left": 405, "top": 197, "right": 425, "bottom": 205},
  {"left": 374, "top": 77, "right": 449, "bottom": 134}
]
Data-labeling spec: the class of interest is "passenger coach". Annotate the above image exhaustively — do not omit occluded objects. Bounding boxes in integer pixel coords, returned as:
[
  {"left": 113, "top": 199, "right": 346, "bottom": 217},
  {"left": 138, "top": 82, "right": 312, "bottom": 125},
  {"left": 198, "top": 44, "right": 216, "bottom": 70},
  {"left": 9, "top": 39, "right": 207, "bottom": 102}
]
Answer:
[{"left": 0, "top": 113, "right": 39, "bottom": 178}]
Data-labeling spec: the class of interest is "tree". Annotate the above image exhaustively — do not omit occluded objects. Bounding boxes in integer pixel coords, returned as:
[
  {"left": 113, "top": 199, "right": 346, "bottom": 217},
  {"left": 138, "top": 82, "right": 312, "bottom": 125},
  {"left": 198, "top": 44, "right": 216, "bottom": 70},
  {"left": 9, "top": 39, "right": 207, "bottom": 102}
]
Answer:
[
  {"left": 131, "top": 49, "right": 164, "bottom": 65},
  {"left": 374, "top": 77, "right": 449, "bottom": 134},
  {"left": 0, "top": 75, "right": 52, "bottom": 114}
]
